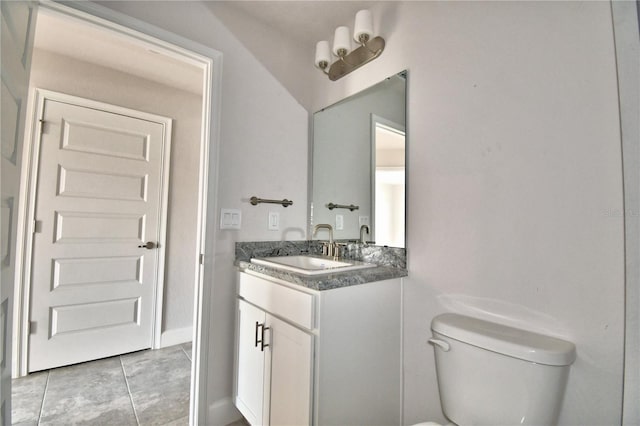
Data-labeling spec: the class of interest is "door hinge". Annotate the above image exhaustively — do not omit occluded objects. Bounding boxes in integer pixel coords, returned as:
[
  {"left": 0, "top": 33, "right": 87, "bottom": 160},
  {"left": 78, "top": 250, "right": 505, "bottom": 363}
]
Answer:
[
  {"left": 199, "top": 253, "right": 204, "bottom": 265},
  {"left": 29, "top": 321, "right": 37, "bottom": 335},
  {"left": 39, "top": 119, "right": 46, "bottom": 135},
  {"left": 33, "top": 220, "right": 42, "bottom": 234}
]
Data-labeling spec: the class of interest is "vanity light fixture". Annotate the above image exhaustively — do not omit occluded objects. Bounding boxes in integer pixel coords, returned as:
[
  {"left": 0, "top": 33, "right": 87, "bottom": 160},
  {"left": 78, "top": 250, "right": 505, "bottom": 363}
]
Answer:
[{"left": 314, "top": 9, "right": 385, "bottom": 81}]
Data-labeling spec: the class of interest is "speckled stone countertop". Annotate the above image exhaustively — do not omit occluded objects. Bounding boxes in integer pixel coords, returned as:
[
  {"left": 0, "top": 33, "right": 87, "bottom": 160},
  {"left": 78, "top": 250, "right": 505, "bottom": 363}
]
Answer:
[{"left": 236, "top": 240, "right": 408, "bottom": 291}]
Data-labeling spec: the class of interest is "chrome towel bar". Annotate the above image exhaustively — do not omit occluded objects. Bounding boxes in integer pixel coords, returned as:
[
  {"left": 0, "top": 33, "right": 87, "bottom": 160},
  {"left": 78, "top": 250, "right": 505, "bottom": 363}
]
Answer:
[
  {"left": 250, "top": 196, "right": 293, "bottom": 207},
  {"left": 327, "top": 202, "right": 359, "bottom": 211}
]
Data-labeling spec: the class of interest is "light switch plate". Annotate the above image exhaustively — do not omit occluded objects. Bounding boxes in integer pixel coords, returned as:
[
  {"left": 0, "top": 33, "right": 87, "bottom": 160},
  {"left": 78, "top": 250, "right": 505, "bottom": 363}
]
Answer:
[
  {"left": 359, "top": 216, "right": 370, "bottom": 227},
  {"left": 335, "top": 214, "right": 344, "bottom": 230},
  {"left": 220, "top": 209, "right": 241, "bottom": 229},
  {"left": 268, "top": 212, "right": 279, "bottom": 231}
]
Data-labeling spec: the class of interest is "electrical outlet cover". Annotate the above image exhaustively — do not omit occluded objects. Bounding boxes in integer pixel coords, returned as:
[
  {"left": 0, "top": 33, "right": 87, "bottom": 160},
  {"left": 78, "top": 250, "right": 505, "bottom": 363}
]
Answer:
[{"left": 268, "top": 212, "right": 280, "bottom": 230}]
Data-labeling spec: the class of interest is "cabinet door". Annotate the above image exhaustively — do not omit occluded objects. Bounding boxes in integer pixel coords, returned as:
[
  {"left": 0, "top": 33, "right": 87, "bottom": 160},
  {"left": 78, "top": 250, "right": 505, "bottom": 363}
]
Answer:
[
  {"left": 266, "top": 315, "right": 313, "bottom": 426},
  {"left": 235, "top": 300, "right": 267, "bottom": 425}
]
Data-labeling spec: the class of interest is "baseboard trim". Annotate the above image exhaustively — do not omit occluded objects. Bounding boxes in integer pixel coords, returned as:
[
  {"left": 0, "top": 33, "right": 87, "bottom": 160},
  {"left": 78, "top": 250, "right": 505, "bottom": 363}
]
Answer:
[
  {"left": 160, "top": 326, "right": 193, "bottom": 348},
  {"left": 208, "top": 397, "right": 241, "bottom": 426}
]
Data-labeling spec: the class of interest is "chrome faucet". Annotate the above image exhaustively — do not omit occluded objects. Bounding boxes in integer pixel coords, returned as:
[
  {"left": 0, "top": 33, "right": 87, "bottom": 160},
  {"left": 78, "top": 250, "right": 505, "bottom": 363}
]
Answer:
[
  {"left": 360, "top": 224, "right": 370, "bottom": 244},
  {"left": 313, "top": 224, "right": 335, "bottom": 256}
]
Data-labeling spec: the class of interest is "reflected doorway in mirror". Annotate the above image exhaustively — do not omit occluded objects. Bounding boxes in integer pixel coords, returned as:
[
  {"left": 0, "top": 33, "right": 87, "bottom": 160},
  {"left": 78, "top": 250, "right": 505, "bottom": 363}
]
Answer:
[{"left": 372, "top": 117, "right": 405, "bottom": 248}]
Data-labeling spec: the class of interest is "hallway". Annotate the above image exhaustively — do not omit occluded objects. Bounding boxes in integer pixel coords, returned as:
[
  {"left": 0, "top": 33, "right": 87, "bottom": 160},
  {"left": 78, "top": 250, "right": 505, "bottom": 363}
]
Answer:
[{"left": 11, "top": 343, "right": 192, "bottom": 425}]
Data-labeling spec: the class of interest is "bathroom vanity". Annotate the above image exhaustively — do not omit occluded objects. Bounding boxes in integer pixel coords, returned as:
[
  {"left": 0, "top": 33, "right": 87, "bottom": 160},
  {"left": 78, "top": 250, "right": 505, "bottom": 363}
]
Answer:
[
  {"left": 233, "top": 260, "right": 404, "bottom": 426},
  {"left": 234, "top": 68, "right": 408, "bottom": 425}
]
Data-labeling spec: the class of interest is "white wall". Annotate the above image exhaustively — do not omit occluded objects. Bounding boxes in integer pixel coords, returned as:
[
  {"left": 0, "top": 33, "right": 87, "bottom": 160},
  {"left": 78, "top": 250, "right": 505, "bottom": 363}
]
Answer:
[
  {"left": 28, "top": 49, "right": 201, "bottom": 339},
  {"left": 203, "top": 2, "right": 313, "bottom": 111},
  {"left": 310, "top": 2, "right": 624, "bottom": 425},
  {"left": 91, "top": 2, "right": 309, "bottom": 420},
  {"left": 90, "top": 1, "right": 627, "bottom": 425},
  {"left": 612, "top": 1, "right": 640, "bottom": 424}
]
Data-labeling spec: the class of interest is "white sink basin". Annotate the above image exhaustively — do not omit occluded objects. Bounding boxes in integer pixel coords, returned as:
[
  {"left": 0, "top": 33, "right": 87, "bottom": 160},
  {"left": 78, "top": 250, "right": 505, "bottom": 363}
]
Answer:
[{"left": 250, "top": 255, "right": 375, "bottom": 276}]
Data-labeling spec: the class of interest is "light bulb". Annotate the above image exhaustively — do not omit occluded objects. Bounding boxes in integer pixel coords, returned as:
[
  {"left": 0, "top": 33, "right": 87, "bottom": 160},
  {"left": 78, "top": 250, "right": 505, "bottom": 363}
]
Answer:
[
  {"left": 315, "top": 41, "right": 331, "bottom": 68},
  {"left": 354, "top": 10, "right": 373, "bottom": 43},
  {"left": 332, "top": 26, "right": 351, "bottom": 57}
]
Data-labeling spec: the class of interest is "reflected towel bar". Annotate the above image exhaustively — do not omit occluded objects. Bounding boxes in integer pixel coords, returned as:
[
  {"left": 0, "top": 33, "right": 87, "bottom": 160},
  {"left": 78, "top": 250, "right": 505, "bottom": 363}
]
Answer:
[
  {"left": 250, "top": 196, "right": 293, "bottom": 207},
  {"left": 327, "top": 202, "right": 359, "bottom": 211}
]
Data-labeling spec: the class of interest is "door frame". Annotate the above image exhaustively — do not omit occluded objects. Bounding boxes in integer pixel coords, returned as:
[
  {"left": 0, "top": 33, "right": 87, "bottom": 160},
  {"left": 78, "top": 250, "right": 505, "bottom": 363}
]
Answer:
[
  {"left": 22, "top": 88, "right": 174, "bottom": 369},
  {"left": 12, "top": 1, "right": 222, "bottom": 424}
]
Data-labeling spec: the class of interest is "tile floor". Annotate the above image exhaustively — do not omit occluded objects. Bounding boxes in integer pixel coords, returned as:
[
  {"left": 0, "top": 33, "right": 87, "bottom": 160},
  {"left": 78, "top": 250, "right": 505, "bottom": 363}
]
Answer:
[
  {"left": 11, "top": 343, "right": 192, "bottom": 426},
  {"left": 226, "top": 420, "right": 249, "bottom": 426}
]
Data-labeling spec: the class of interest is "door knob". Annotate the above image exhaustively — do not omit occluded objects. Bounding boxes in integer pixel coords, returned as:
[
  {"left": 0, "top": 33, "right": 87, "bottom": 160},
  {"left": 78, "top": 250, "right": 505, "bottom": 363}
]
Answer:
[{"left": 138, "top": 241, "right": 156, "bottom": 249}]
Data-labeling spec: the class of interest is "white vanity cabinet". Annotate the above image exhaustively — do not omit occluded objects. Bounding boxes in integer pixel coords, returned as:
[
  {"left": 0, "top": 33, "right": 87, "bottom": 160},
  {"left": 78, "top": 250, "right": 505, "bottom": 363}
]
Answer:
[
  {"left": 235, "top": 297, "right": 313, "bottom": 425},
  {"left": 233, "top": 270, "right": 402, "bottom": 426}
]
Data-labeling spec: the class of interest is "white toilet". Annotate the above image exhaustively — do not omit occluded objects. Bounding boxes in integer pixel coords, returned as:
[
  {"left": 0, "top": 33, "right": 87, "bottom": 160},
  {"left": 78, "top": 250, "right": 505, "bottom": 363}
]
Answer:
[{"left": 418, "top": 313, "right": 576, "bottom": 426}]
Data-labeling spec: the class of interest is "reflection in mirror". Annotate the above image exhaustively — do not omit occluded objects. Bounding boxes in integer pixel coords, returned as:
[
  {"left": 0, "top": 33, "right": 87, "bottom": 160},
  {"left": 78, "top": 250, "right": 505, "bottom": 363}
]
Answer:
[
  {"left": 311, "top": 71, "right": 406, "bottom": 247},
  {"left": 372, "top": 117, "right": 405, "bottom": 247}
]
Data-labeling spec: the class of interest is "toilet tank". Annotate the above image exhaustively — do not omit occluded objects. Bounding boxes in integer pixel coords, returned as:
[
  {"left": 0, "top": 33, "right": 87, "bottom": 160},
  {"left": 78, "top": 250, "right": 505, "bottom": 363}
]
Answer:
[{"left": 430, "top": 313, "right": 576, "bottom": 426}]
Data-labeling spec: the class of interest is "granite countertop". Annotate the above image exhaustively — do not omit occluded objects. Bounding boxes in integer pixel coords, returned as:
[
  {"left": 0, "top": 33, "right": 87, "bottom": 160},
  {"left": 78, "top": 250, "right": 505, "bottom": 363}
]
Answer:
[{"left": 237, "top": 259, "right": 408, "bottom": 291}]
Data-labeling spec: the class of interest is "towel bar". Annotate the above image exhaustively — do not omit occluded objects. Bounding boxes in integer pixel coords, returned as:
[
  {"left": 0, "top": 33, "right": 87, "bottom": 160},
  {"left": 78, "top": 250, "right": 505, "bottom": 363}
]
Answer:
[
  {"left": 250, "top": 196, "right": 293, "bottom": 207},
  {"left": 327, "top": 202, "right": 359, "bottom": 211}
]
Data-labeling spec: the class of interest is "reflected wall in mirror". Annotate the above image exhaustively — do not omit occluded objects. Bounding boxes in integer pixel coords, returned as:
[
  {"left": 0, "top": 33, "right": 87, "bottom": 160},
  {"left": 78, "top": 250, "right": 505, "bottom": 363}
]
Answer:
[{"left": 311, "top": 71, "right": 406, "bottom": 247}]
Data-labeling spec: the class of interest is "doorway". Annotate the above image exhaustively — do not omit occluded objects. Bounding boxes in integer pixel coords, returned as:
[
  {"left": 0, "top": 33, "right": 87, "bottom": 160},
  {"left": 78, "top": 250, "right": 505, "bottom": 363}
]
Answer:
[{"left": 11, "top": 3, "right": 220, "bottom": 424}]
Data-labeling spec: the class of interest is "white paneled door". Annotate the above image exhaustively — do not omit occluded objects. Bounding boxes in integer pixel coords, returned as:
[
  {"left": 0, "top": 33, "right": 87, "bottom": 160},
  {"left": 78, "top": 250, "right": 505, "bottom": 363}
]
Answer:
[
  {"left": 1, "top": 0, "right": 37, "bottom": 422},
  {"left": 28, "top": 95, "right": 171, "bottom": 372}
]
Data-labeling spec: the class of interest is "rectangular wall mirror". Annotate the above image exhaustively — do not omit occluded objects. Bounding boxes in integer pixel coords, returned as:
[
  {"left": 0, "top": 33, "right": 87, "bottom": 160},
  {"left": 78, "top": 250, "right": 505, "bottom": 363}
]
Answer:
[{"left": 310, "top": 70, "right": 407, "bottom": 248}]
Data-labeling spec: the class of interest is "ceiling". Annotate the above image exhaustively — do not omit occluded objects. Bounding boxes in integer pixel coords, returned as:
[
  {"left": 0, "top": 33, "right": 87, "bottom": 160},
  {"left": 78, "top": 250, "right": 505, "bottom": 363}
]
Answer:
[
  {"left": 34, "top": 9, "right": 204, "bottom": 94},
  {"left": 33, "top": 1, "right": 382, "bottom": 96},
  {"left": 217, "top": 1, "right": 377, "bottom": 48}
]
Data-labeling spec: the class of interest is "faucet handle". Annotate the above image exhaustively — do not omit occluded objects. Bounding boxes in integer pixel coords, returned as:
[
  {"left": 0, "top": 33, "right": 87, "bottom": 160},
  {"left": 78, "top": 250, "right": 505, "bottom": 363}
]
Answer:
[
  {"left": 333, "top": 242, "right": 347, "bottom": 258},
  {"left": 322, "top": 242, "right": 331, "bottom": 256}
]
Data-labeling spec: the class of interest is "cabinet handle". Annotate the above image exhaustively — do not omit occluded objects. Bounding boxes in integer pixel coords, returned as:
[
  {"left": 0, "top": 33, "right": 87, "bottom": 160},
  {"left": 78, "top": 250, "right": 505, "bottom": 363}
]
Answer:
[
  {"left": 255, "top": 322, "right": 269, "bottom": 351},
  {"left": 260, "top": 326, "right": 270, "bottom": 352},
  {"left": 254, "top": 321, "right": 260, "bottom": 348}
]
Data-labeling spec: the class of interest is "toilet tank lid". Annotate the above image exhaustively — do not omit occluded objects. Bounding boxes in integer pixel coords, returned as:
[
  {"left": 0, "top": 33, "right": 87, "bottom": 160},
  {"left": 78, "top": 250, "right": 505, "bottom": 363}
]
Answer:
[{"left": 431, "top": 313, "right": 576, "bottom": 366}]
